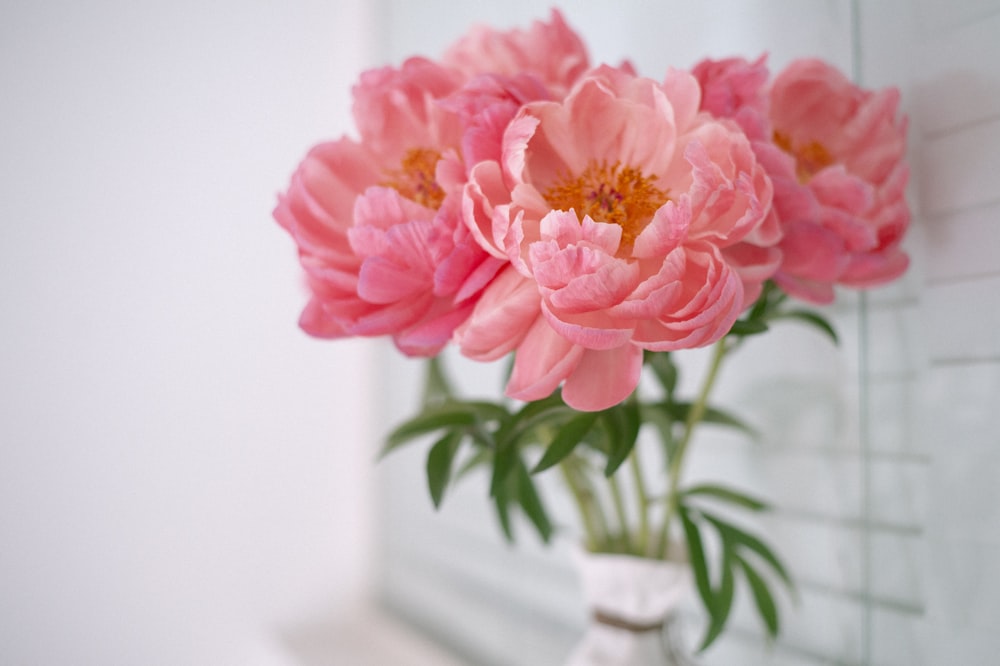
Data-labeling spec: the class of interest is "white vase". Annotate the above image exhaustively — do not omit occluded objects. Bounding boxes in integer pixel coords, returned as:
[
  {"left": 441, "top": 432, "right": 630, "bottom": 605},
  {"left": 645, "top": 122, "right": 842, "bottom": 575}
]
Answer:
[{"left": 565, "top": 547, "right": 697, "bottom": 666}]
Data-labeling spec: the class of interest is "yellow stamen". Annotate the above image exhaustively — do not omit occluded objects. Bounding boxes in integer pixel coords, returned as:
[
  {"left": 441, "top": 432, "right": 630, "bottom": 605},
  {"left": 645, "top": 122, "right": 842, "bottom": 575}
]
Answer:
[
  {"left": 773, "top": 130, "right": 834, "bottom": 183},
  {"left": 381, "top": 148, "right": 446, "bottom": 209},
  {"left": 543, "top": 161, "right": 668, "bottom": 248}
]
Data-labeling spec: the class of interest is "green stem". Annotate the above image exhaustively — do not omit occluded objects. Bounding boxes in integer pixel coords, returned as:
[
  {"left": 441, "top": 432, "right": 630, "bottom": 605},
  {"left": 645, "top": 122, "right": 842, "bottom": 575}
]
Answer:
[
  {"left": 607, "top": 473, "right": 630, "bottom": 553},
  {"left": 656, "top": 338, "right": 731, "bottom": 558},
  {"left": 629, "top": 445, "right": 651, "bottom": 557},
  {"left": 559, "top": 457, "right": 606, "bottom": 551}
]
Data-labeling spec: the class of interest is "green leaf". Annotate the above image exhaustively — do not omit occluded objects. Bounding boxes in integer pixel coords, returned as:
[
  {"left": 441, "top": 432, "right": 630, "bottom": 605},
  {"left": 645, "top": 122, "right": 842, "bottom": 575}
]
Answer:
[
  {"left": 666, "top": 402, "right": 758, "bottom": 438},
  {"left": 679, "top": 505, "right": 713, "bottom": 615},
  {"left": 737, "top": 555, "right": 780, "bottom": 638},
  {"left": 383, "top": 409, "right": 473, "bottom": 455},
  {"left": 490, "top": 438, "right": 520, "bottom": 497},
  {"left": 702, "top": 511, "right": 795, "bottom": 592},
  {"left": 493, "top": 489, "right": 514, "bottom": 542},
  {"left": 495, "top": 393, "right": 572, "bottom": 448},
  {"left": 772, "top": 309, "right": 839, "bottom": 345},
  {"left": 514, "top": 391, "right": 568, "bottom": 421},
  {"left": 682, "top": 483, "right": 770, "bottom": 512},
  {"left": 425, "top": 430, "right": 463, "bottom": 508},
  {"left": 421, "top": 356, "right": 453, "bottom": 407},
  {"left": 640, "top": 401, "right": 678, "bottom": 461},
  {"left": 532, "top": 411, "right": 599, "bottom": 473},
  {"left": 729, "top": 318, "right": 769, "bottom": 337},
  {"left": 454, "top": 447, "right": 491, "bottom": 481},
  {"left": 382, "top": 401, "right": 509, "bottom": 453},
  {"left": 644, "top": 351, "right": 678, "bottom": 397},
  {"left": 698, "top": 542, "right": 735, "bottom": 652},
  {"left": 515, "top": 458, "right": 553, "bottom": 543},
  {"left": 747, "top": 281, "right": 777, "bottom": 320},
  {"left": 602, "top": 398, "right": 641, "bottom": 476}
]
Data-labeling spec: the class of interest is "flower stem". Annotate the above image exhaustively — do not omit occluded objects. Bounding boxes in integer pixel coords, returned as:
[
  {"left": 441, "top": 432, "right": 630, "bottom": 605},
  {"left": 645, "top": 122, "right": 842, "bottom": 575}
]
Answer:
[
  {"left": 629, "top": 445, "right": 651, "bottom": 556},
  {"left": 560, "top": 457, "right": 606, "bottom": 551},
  {"left": 607, "top": 473, "right": 631, "bottom": 552},
  {"left": 656, "top": 337, "right": 731, "bottom": 558}
]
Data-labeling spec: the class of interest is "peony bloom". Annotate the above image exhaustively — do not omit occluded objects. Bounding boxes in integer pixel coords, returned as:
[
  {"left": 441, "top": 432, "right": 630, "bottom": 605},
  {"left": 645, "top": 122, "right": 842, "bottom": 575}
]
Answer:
[
  {"left": 442, "top": 9, "right": 590, "bottom": 99},
  {"left": 456, "top": 66, "right": 776, "bottom": 410},
  {"left": 275, "top": 12, "right": 599, "bottom": 355},
  {"left": 695, "top": 56, "right": 910, "bottom": 303},
  {"left": 693, "top": 54, "right": 771, "bottom": 142},
  {"left": 274, "top": 58, "right": 503, "bottom": 356}
]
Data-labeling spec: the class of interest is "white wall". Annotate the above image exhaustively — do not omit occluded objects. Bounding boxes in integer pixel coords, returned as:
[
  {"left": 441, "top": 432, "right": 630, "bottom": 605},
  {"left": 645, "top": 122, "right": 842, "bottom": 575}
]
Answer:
[
  {"left": 858, "top": 1, "right": 1000, "bottom": 663},
  {"left": 0, "top": 1, "right": 378, "bottom": 664}
]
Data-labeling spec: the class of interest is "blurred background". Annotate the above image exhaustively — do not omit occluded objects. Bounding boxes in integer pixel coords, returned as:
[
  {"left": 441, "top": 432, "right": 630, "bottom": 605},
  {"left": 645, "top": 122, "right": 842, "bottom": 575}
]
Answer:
[
  {"left": 0, "top": 1, "right": 383, "bottom": 663},
  {"left": 2, "top": 1, "right": 998, "bottom": 664}
]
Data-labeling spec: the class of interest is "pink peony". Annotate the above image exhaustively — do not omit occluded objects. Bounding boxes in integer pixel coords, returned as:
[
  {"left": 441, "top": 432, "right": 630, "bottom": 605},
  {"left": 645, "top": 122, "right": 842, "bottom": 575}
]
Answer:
[
  {"left": 767, "top": 59, "right": 909, "bottom": 302},
  {"left": 456, "top": 66, "right": 776, "bottom": 410},
  {"left": 693, "top": 54, "right": 771, "bottom": 142},
  {"left": 274, "top": 58, "right": 503, "bottom": 356},
  {"left": 442, "top": 9, "right": 590, "bottom": 99},
  {"left": 695, "top": 56, "right": 910, "bottom": 303},
  {"left": 276, "top": 11, "right": 600, "bottom": 356}
]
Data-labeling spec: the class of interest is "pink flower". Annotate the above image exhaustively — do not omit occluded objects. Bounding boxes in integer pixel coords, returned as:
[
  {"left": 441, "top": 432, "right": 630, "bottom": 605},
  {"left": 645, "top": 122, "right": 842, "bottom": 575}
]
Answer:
[
  {"left": 456, "top": 66, "right": 775, "bottom": 410},
  {"left": 692, "top": 55, "right": 784, "bottom": 303},
  {"left": 693, "top": 54, "right": 770, "bottom": 141},
  {"left": 767, "top": 59, "right": 909, "bottom": 302},
  {"left": 274, "top": 58, "right": 503, "bottom": 355},
  {"left": 442, "top": 9, "right": 590, "bottom": 99},
  {"left": 695, "top": 56, "right": 910, "bottom": 303}
]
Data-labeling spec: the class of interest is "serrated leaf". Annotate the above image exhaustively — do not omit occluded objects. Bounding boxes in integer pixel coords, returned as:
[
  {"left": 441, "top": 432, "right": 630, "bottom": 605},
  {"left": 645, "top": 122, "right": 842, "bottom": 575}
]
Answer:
[
  {"left": 602, "top": 399, "right": 641, "bottom": 476},
  {"left": 426, "top": 430, "right": 463, "bottom": 508},
  {"left": 682, "top": 483, "right": 770, "bottom": 512},
  {"left": 532, "top": 411, "right": 599, "bottom": 473},
  {"left": 737, "top": 555, "right": 780, "bottom": 638},
  {"left": 702, "top": 511, "right": 794, "bottom": 592},
  {"left": 772, "top": 309, "right": 839, "bottom": 345},
  {"left": 515, "top": 458, "right": 553, "bottom": 543}
]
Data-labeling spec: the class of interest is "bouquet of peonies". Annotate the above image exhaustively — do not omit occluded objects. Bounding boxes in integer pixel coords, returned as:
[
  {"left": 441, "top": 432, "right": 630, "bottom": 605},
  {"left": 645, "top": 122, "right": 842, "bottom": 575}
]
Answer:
[{"left": 274, "top": 10, "right": 908, "bottom": 650}]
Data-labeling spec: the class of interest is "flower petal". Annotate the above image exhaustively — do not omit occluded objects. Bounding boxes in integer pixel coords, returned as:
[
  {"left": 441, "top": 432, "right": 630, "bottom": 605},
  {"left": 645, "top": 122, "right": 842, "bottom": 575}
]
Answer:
[
  {"left": 562, "top": 344, "right": 643, "bottom": 411},
  {"left": 506, "top": 318, "right": 584, "bottom": 402}
]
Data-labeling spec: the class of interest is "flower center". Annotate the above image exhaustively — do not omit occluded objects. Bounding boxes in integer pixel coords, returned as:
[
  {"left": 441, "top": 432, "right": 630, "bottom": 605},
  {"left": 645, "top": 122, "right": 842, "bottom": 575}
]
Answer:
[
  {"left": 543, "top": 161, "right": 668, "bottom": 248},
  {"left": 382, "top": 148, "right": 446, "bottom": 209},
  {"left": 773, "top": 130, "right": 835, "bottom": 183}
]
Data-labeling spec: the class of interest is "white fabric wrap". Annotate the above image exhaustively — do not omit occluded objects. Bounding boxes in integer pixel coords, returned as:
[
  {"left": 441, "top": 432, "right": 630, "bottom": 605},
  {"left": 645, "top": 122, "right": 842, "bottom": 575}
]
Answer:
[{"left": 565, "top": 547, "right": 693, "bottom": 666}]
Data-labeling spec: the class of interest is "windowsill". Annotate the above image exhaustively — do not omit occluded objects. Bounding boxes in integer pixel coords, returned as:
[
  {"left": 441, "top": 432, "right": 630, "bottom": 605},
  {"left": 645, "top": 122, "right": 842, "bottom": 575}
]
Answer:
[{"left": 281, "top": 602, "right": 466, "bottom": 666}]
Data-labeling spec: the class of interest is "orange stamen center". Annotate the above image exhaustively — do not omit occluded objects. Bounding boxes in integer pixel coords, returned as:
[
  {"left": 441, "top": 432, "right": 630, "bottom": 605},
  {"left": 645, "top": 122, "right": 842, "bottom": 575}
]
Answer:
[
  {"left": 543, "top": 161, "right": 668, "bottom": 248},
  {"left": 773, "top": 130, "right": 835, "bottom": 183},
  {"left": 382, "top": 148, "right": 446, "bottom": 209}
]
